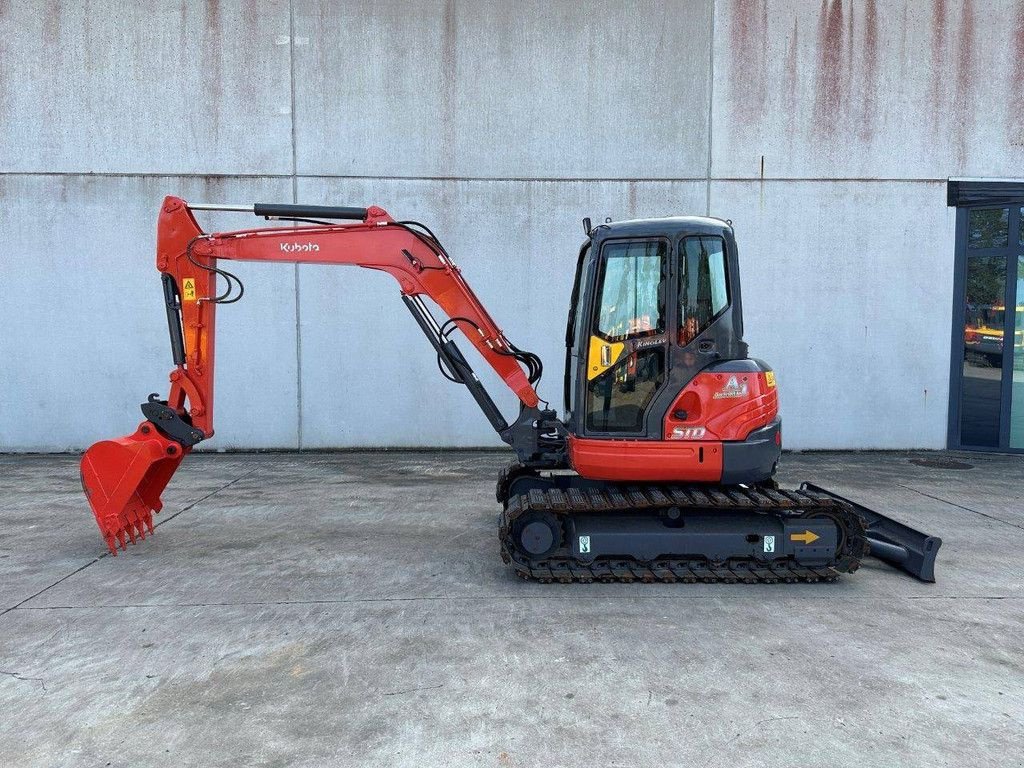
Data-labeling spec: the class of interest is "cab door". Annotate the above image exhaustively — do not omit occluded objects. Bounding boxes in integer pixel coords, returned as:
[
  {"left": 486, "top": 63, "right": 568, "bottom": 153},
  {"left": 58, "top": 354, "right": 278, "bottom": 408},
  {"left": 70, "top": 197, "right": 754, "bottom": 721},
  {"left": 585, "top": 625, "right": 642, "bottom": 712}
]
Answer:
[{"left": 581, "top": 238, "right": 670, "bottom": 436}]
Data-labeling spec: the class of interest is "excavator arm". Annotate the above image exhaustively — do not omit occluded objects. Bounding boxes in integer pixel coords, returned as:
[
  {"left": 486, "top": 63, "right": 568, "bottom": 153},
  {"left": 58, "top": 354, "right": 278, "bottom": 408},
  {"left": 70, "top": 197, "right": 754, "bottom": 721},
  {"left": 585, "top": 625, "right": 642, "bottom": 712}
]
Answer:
[{"left": 80, "top": 196, "right": 562, "bottom": 553}]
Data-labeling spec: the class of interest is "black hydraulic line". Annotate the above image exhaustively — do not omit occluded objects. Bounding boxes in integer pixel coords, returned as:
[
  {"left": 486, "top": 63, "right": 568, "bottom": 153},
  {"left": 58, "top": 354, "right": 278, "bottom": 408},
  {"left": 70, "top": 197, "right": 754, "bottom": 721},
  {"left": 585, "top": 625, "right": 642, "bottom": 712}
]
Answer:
[
  {"left": 800, "top": 483, "right": 942, "bottom": 582},
  {"left": 185, "top": 237, "right": 245, "bottom": 305},
  {"left": 403, "top": 294, "right": 462, "bottom": 382},
  {"left": 161, "top": 273, "right": 186, "bottom": 366},
  {"left": 401, "top": 295, "right": 510, "bottom": 435},
  {"left": 440, "top": 340, "right": 510, "bottom": 434}
]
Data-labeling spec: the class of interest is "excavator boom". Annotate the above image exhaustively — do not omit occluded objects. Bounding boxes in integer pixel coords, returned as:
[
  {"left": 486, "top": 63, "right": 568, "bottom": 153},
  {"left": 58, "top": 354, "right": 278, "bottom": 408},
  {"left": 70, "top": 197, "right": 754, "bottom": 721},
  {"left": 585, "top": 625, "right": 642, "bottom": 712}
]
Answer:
[{"left": 81, "top": 197, "right": 558, "bottom": 553}]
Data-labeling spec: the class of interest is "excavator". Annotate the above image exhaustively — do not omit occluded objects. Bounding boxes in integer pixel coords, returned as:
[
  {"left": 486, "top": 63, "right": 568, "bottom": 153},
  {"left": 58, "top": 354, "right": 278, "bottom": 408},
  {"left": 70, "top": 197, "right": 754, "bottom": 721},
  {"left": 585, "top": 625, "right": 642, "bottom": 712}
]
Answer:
[{"left": 79, "top": 197, "right": 941, "bottom": 584}]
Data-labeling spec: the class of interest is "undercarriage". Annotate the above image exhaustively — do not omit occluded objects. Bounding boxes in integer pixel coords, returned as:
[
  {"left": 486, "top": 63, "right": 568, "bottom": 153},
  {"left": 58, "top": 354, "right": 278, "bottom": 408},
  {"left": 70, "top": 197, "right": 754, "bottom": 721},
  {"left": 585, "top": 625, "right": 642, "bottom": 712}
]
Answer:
[{"left": 498, "top": 464, "right": 938, "bottom": 583}]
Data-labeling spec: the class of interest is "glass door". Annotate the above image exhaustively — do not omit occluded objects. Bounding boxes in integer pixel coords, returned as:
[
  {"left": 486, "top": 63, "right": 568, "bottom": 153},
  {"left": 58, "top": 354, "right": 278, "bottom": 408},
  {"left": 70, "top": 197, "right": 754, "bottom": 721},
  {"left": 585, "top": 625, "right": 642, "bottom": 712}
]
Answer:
[
  {"left": 1011, "top": 252, "right": 1024, "bottom": 448},
  {"left": 584, "top": 239, "right": 668, "bottom": 435},
  {"left": 952, "top": 205, "right": 1024, "bottom": 451}
]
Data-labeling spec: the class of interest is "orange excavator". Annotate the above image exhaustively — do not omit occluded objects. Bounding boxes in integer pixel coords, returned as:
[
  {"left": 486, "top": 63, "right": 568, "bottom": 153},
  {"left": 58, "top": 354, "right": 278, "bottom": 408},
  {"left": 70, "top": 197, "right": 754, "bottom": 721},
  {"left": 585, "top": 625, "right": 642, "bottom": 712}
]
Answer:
[{"left": 80, "top": 198, "right": 940, "bottom": 583}]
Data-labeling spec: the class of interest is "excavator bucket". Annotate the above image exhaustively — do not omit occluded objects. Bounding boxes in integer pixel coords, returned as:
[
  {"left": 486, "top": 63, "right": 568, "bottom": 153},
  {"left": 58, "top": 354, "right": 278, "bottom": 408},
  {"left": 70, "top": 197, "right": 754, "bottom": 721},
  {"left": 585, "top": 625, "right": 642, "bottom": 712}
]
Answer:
[{"left": 79, "top": 423, "right": 187, "bottom": 554}]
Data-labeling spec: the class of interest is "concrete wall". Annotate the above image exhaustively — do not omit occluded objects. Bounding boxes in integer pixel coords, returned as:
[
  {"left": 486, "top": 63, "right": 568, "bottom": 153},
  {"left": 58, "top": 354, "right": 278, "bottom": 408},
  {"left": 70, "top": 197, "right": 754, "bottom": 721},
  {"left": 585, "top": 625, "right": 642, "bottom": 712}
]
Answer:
[{"left": 1, "top": 1, "right": 1021, "bottom": 451}]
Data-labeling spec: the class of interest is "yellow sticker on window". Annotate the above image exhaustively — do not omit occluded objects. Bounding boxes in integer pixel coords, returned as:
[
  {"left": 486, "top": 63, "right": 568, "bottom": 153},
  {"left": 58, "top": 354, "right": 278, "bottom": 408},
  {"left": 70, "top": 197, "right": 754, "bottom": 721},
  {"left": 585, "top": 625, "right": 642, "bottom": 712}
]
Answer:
[
  {"left": 765, "top": 371, "right": 776, "bottom": 388},
  {"left": 182, "top": 278, "right": 197, "bottom": 302}
]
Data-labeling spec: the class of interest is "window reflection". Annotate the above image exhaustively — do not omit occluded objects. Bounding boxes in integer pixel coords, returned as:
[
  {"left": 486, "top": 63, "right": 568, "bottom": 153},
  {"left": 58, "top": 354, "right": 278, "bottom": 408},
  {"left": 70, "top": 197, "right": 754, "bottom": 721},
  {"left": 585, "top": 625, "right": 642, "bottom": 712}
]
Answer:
[
  {"left": 678, "top": 236, "right": 729, "bottom": 346},
  {"left": 1010, "top": 257, "right": 1024, "bottom": 448},
  {"left": 960, "top": 255, "right": 1006, "bottom": 446},
  {"left": 595, "top": 241, "right": 666, "bottom": 340},
  {"left": 968, "top": 208, "right": 1009, "bottom": 249}
]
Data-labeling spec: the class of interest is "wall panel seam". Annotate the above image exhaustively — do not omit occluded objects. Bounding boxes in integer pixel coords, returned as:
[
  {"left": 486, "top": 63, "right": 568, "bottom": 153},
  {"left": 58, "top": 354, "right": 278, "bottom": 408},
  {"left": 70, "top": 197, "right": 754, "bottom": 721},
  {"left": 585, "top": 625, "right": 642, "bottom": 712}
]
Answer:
[
  {"left": 289, "top": 0, "right": 303, "bottom": 451},
  {"left": 0, "top": 172, "right": 954, "bottom": 184},
  {"left": 705, "top": 0, "right": 716, "bottom": 216}
]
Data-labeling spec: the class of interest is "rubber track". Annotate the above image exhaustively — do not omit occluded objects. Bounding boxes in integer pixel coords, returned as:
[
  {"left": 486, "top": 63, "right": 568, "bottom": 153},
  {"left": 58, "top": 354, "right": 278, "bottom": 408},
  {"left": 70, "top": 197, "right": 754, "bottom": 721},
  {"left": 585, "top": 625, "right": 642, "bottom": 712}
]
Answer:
[{"left": 499, "top": 484, "right": 868, "bottom": 584}]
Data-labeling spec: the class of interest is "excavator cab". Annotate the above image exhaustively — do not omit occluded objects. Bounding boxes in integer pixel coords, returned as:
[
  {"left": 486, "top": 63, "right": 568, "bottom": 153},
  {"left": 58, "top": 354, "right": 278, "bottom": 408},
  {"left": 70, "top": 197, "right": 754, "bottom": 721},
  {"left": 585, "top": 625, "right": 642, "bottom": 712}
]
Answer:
[{"left": 561, "top": 218, "right": 780, "bottom": 484}]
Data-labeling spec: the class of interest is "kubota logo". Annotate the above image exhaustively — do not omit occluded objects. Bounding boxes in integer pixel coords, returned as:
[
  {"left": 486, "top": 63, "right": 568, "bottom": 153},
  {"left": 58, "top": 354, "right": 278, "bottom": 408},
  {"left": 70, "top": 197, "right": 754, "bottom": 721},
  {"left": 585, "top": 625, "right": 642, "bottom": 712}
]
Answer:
[{"left": 280, "top": 242, "right": 320, "bottom": 253}]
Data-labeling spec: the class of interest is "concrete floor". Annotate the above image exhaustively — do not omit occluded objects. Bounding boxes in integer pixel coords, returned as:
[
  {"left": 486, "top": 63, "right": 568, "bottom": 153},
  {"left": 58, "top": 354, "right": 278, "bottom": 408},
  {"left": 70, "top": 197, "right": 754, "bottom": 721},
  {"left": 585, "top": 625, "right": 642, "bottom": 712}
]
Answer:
[{"left": 0, "top": 450, "right": 1021, "bottom": 768}]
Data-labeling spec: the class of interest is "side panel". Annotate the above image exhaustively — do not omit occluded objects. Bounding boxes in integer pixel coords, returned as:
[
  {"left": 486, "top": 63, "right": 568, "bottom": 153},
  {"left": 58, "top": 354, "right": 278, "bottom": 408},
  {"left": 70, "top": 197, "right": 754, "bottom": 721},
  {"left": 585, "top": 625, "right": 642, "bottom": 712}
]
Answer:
[
  {"left": 567, "top": 435, "right": 723, "bottom": 482},
  {"left": 720, "top": 420, "right": 781, "bottom": 485},
  {"left": 568, "top": 358, "right": 782, "bottom": 485},
  {"left": 663, "top": 366, "right": 778, "bottom": 441}
]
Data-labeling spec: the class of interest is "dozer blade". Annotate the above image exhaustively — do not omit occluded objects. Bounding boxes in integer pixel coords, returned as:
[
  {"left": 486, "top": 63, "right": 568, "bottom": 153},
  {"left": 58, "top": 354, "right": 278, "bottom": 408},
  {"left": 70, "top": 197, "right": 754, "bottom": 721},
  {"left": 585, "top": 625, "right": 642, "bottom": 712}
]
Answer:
[
  {"left": 800, "top": 483, "right": 941, "bottom": 582},
  {"left": 79, "top": 423, "right": 187, "bottom": 554}
]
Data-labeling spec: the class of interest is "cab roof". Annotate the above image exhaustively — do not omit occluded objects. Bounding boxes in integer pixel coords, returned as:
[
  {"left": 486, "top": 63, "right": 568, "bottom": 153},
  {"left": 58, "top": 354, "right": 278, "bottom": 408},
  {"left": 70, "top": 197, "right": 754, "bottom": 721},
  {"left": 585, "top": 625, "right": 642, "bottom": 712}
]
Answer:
[{"left": 592, "top": 215, "right": 732, "bottom": 240}]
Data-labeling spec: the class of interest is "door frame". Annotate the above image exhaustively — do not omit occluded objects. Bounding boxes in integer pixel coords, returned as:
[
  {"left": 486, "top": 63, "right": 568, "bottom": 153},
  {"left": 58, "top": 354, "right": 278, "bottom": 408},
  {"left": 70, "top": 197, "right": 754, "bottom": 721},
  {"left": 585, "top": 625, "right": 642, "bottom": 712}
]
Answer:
[{"left": 946, "top": 178, "right": 1024, "bottom": 453}]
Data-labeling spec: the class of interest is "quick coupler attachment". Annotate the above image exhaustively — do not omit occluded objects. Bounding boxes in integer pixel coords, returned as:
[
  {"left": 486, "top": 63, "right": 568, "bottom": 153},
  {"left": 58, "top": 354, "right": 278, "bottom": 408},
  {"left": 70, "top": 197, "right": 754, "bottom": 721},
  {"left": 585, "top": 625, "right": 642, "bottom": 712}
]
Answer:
[
  {"left": 141, "top": 394, "right": 205, "bottom": 447},
  {"left": 80, "top": 406, "right": 198, "bottom": 554},
  {"left": 800, "top": 483, "right": 941, "bottom": 582}
]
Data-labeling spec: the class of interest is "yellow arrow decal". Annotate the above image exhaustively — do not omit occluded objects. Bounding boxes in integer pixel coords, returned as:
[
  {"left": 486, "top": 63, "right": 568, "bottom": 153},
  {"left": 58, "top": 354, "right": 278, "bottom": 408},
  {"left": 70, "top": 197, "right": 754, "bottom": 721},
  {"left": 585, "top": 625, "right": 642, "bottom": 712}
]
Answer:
[{"left": 790, "top": 530, "right": 820, "bottom": 544}]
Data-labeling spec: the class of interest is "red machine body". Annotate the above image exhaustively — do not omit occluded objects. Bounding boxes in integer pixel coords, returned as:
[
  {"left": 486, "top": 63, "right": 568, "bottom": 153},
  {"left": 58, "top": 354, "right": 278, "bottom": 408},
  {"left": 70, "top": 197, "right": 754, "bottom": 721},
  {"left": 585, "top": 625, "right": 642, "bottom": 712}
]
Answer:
[{"left": 568, "top": 369, "right": 779, "bottom": 482}]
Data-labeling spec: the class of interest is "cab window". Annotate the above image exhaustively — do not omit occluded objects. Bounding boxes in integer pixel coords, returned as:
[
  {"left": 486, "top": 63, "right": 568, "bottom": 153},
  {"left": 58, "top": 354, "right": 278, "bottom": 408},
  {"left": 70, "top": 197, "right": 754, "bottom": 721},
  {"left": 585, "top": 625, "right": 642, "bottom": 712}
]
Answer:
[
  {"left": 678, "top": 235, "right": 729, "bottom": 345},
  {"left": 595, "top": 240, "right": 667, "bottom": 340}
]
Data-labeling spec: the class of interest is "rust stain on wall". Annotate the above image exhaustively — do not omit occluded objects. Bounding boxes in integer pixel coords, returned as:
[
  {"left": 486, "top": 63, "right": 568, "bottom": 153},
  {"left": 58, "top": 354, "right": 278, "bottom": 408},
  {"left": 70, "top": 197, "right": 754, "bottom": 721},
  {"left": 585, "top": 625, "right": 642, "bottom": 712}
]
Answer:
[
  {"left": 845, "top": 0, "right": 854, "bottom": 73},
  {"left": 202, "top": 0, "right": 224, "bottom": 139},
  {"left": 728, "top": 0, "right": 769, "bottom": 127},
  {"left": 38, "top": 1, "right": 61, "bottom": 128},
  {"left": 0, "top": 3, "right": 8, "bottom": 117},
  {"left": 813, "top": 0, "right": 844, "bottom": 136},
  {"left": 1010, "top": 0, "right": 1024, "bottom": 142},
  {"left": 315, "top": 1, "right": 328, "bottom": 76},
  {"left": 239, "top": 1, "right": 261, "bottom": 108},
  {"left": 859, "top": 0, "right": 878, "bottom": 142},
  {"left": 929, "top": 0, "right": 947, "bottom": 126},
  {"left": 953, "top": 0, "right": 975, "bottom": 164},
  {"left": 783, "top": 19, "right": 800, "bottom": 139},
  {"left": 178, "top": 0, "right": 188, "bottom": 51},
  {"left": 241, "top": 1, "right": 259, "bottom": 34},
  {"left": 809, "top": 0, "right": 883, "bottom": 142},
  {"left": 42, "top": 1, "right": 60, "bottom": 48},
  {"left": 440, "top": 0, "right": 457, "bottom": 173}
]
